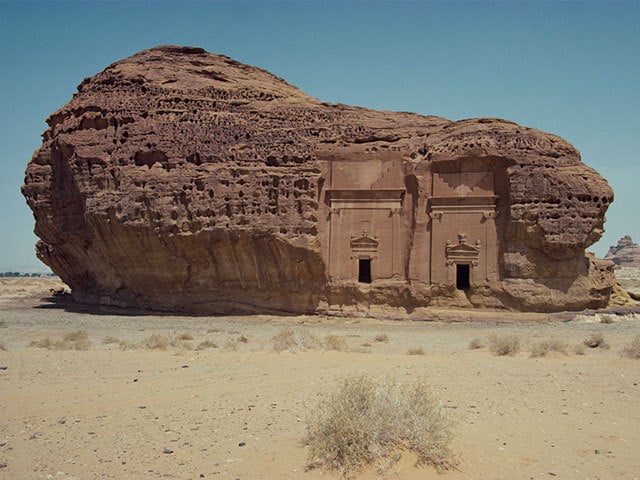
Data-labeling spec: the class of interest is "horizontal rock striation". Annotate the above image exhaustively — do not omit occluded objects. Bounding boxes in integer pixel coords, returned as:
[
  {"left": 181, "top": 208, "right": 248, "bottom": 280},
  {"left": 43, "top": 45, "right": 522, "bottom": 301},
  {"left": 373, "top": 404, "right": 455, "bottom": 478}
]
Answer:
[{"left": 23, "top": 46, "right": 616, "bottom": 314}]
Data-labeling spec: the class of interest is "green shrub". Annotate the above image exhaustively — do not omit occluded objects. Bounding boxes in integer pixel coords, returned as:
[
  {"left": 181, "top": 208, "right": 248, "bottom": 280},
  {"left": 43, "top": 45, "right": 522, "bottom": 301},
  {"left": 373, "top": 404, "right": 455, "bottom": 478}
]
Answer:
[{"left": 304, "top": 375, "right": 457, "bottom": 475}]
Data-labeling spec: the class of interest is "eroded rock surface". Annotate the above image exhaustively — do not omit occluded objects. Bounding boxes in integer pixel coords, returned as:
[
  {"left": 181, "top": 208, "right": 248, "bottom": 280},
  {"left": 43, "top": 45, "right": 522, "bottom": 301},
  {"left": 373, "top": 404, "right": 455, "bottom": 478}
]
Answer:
[{"left": 23, "top": 46, "right": 616, "bottom": 314}]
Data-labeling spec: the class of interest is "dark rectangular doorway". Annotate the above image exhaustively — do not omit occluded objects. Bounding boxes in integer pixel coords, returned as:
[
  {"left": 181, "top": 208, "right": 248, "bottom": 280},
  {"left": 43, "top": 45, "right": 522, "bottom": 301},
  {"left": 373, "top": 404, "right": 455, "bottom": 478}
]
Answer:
[
  {"left": 456, "top": 264, "right": 470, "bottom": 290},
  {"left": 358, "top": 258, "right": 372, "bottom": 283}
]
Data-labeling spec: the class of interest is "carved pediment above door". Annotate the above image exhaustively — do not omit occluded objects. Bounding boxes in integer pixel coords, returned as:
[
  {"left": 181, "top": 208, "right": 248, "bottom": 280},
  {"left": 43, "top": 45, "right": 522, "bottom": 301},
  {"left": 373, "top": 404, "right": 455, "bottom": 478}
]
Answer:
[
  {"left": 351, "top": 233, "right": 379, "bottom": 253},
  {"left": 351, "top": 235, "right": 378, "bottom": 250},
  {"left": 445, "top": 234, "right": 481, "bottom": 263}
]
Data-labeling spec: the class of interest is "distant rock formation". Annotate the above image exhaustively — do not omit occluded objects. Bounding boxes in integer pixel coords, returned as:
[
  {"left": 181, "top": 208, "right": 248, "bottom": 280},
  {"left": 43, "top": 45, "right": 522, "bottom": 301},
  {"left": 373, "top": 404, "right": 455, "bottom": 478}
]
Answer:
[
  {"left": 22, "top": 46, "right": 616, "bottom": 315},
  {"left": 605, "top": 236, "right": 640, "bottom": 268}
]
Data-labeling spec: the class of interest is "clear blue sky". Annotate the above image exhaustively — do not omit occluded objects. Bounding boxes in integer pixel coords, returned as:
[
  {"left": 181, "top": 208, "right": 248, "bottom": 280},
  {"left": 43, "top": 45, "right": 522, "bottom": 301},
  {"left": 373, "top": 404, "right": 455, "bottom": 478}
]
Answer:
[{"left": 1, "top": 0, "right": 638, "bottom": 271}]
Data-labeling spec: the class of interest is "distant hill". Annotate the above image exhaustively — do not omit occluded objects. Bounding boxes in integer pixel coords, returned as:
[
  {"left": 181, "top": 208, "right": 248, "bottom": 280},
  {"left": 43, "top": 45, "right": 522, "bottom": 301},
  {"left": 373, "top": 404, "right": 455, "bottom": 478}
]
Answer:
[
  {"left": 0, "top": 272, "right": 56, "bottom": 278},
  {"left": 605, "top": 236, "right": 640, "bottom": 268}
]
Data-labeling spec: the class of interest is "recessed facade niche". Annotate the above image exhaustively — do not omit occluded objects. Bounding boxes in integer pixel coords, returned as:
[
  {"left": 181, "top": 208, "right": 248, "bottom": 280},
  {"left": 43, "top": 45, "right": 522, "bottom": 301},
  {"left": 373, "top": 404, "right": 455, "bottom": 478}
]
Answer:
[
  {"left": 428, "top": 171, "right": 499, "bottom": 288},
  {"left": 321, "top": 158, "right": 499, "bottom": 291},
  {"left": 324, "top": 159, "right": 404, "bottom": 283}
]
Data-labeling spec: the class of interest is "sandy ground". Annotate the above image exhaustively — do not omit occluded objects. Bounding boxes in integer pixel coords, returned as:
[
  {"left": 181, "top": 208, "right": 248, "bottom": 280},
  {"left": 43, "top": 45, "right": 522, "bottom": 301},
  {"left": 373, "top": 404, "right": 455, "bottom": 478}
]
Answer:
[
  {"left": 1, "top": 278, "right": 639, "bottom": 480},
  {"left": 616, "top": 267, "right": 640, "bottom": 297}
]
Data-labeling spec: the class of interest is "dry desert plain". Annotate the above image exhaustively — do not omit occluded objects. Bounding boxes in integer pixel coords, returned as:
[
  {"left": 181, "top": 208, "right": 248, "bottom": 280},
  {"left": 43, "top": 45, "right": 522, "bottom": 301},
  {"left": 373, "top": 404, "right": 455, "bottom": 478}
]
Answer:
[{"left": 1, "top": 277, "right": 639, "bottom": 480}]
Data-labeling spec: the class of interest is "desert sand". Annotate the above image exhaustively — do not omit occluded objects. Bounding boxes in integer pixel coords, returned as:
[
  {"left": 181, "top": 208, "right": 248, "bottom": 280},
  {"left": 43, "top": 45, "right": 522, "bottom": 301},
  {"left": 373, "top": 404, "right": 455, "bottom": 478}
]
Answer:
[{"left": 1, "top": 277, "right": 639, "bottom": 480}]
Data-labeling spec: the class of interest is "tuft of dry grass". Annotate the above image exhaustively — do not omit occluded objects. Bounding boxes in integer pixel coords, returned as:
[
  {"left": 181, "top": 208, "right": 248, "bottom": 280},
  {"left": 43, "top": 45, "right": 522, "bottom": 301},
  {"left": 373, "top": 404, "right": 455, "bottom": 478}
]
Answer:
[
  {"left": 530, "top": 339, "right": 569, "bottom": 357},
  {"left": 197, "top": 340, "right": 218, "bottom": 350},
  {"left": 488, "top": 334, "right": 520, "bottom": 356},
  {"left": 141, "top": 334, "right": 169, "bottom": 350},
  {"left": 0, "top": 341, "right": 7, "bottom": 351},
  {"left": 102, "top": 336, "right": 136, "bottom": 350},
  {"left": 374, "top": 334, "right": 389, "bottom": 343},
  {"left": 176, "top": 332, "right": 194, "bottom": 341},
  {"left": 304, "top": 375, "right": 457, "bottom": 476},
  {"left": 621, "top": 334, "right": 640, "bottom": 359},
  {"left": 0, "top": 320, "right": 6, "bottom": 328},
  {"left": 467, "top": 337, "right": 484, "bottom": 350},
  {"left": 238, "top": 335, "right": 249, "bottom": 343},
  {"left": 599, "top": 314, "right": 615, "bottom": 324},
  {"left": 407, "top": 347, "right": 425, "bottom": 355},
  {"left": 171, "top": 338, "right": 194, "bottom": 350},
  {"left": 583, "top": 333, "right": 609, "bottom": 349},
  {"left": 324, "top": 335, "right": 347, "bottom": 351},
  {"left": 573, "top": 343, "right": 586, "bottom": 355},
  {"left": 271, "top": 329, "right": 322, "bottom": 353},
  {"left": 29, "top": 330, "right": 91, "bottom": 351}
]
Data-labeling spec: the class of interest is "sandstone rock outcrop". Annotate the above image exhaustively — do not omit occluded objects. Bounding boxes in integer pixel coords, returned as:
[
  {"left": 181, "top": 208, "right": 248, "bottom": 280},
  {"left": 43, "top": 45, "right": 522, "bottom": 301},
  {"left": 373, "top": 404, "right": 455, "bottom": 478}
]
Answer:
[
  {"left": 605, "top": 236, "right": 640, "bottom": 268},
  {"left": 22, "top": 46, "right": 616, "bottom": 315}
]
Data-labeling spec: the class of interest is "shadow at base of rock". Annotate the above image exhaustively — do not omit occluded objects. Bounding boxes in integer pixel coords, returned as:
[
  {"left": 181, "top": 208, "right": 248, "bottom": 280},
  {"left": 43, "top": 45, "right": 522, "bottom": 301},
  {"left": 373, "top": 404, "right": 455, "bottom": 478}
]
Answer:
[{"left": 33, "top": 292, "right": 305, "bottom": 317}]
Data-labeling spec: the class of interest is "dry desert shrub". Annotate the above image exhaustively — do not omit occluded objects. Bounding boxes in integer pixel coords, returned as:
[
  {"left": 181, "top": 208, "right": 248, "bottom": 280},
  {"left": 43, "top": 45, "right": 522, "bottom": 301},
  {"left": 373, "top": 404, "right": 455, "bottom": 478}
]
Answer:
[
  {"left": 171, "top": 338, "right": 194, "bottom": 350},
  {"left": 29, "top": 337, "right": 54, "bottom": 349},
  {"left": 271, "top": 328, "right": 322, "bottom": 352},
  {"left": 102, "top": 336, "right": 136, "bottom": 350},
  {"left": 29, "top": 330, "right": 91, "bottom": 351},
  {"left": 141, "top": 334, "right": 169, "bottom": 350},
  {"left": 374, "top": 334, "right": 389, "bottom": 343},
  {"left": 573, "top": 343, "right": 586, "bottom": 355},
  {"left": 0, "top": 320, "right": 6, "bottom": 328},
  {"left": 621, "top": 334, "right": 640, "bottom": 359},
  {"left": 600, "top": 314, "right": 615, "bottom": 324},
  {"left": 488, "top": 334, "right": 520, "bottom": 356},
  {"left": 407, "top": 347, "right": 425, "bottom": 355},
  {"left": 583, "top": 333, "right": 609, "bottom": 349},
  {"left": 324, "top": 335, "right": 347, "bottom": 351},
  {"left": 304, "top": 375, "right": 457, "bottom": 476},
  {"left": 176, "top": 332, "right": 194, "bottom": 341},
  {"left": 238, "top": 334, "right": 249, "bottom": 343},
  {"left": 0, "top": 341, "right": 7, "bottom": 351},
  {"left": 530, "top": 339, "right": 569, "bottom": 357},
  {"left": 197, "top": 340, "right": 218, "bottom": 350},
  {"left": 223, "top": 340, "right": 238, "bottom": 351},
  {"left": 64, "top": 330, "right": 89, "bottom": 343},
  {"left": 467, "top": 337, "right": 484, "bottom": 350}
]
